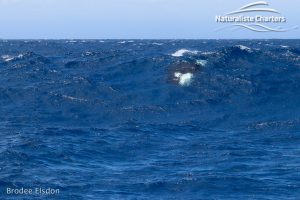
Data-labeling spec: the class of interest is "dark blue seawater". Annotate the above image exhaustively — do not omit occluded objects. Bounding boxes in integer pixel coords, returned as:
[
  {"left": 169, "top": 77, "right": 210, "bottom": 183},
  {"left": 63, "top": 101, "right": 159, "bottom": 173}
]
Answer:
[{"left": 0, "top": 40, "right": 300, "bottom": 200}]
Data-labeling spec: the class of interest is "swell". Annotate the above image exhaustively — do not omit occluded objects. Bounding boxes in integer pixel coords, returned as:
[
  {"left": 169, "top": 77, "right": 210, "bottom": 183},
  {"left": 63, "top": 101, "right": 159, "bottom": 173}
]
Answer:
[{"left": 1, "top": 41, "right": 300, "bottom": 131}]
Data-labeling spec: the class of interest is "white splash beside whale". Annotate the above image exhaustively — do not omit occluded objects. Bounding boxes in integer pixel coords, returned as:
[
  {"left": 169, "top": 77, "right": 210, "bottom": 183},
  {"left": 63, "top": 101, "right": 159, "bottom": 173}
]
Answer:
[{"left": 174, "top": 72, "right": 194, "bottom": 86}]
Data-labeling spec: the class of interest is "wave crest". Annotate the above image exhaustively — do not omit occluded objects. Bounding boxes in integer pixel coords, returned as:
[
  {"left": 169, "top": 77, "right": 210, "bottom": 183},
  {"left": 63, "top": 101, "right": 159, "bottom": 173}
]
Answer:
[{"left": 171, "top": 49, "right": 199, "bottom": 57}]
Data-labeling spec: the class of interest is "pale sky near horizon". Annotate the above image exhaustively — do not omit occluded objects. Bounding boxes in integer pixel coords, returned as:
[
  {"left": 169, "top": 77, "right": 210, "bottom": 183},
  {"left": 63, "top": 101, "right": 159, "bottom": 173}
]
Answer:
[{"left": 0, "top": 0, "right": 299, "bottom": 39}]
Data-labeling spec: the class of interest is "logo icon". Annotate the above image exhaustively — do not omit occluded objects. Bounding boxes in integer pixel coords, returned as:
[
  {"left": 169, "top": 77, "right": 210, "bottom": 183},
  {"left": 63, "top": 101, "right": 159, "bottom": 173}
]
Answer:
[{"left": 215, "top": 1, "right": 298, "bottom": 32}]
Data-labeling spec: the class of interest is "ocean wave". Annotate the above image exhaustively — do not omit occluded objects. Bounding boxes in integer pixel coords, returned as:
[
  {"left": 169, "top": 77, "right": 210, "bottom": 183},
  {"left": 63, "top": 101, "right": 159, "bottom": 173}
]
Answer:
[
  {"left": 118, "top": 40, "right": 135, "bottom": 44},
  {"left": 65, "top": 40, "right": 77, "bottom": 43},
  {"left": 196, "top": 59, "right": 208, "bottom": 67},
  {"left": 152, "top": 42, "right": 164, "bottom": 46},
  {"left": 1, "top": 54, "right": 25, "bottom": 62},
  {"left": 1, "top": 40, "right": 300, "bottom": 200},
  {"left": 280, "top": 45, "right": 289, "bottom": 49},
  {"left": 251, "top": 119, "right": 300, "bottom": 131},
  {"left": 82, "top": 51, "right": 96, "bottom": 57},
  {"left": 236, "top": 45, "right": 252, "bottom": 52},
  {"left": 64, "top": 60, "right": 83, "bottom": 68},
  {"left": 171, "top": 49, "right": 199, "bottom": 57},
  {"left": 62, "top": 94, "right": 88, "bottom": 102}
]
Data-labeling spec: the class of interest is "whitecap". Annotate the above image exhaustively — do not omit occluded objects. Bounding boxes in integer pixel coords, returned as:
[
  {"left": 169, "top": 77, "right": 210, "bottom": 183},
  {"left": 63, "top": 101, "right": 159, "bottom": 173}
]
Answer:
[
  {"left": 152, "top": 42, "right": 163, "bottom": 46},
  {"left": 201, "top": 51, "right": 215, "bottom": 56},
  {"left": 66, "top": 40, "right": 77, "bottom": 43},
  {"left": 62, "top": 95, "right": 88, "bottom": 102},
  {"left": 196, "top": 59, "right": 208, "bottom": 67},
  {"left": 1, "top": 54, "right": 24, "bottom": 62},
  {"left": 118, "top": 40, "right": 134, "bottom": 44},
  {"left": 236, "top": 45, "right": 252, "bottom": 52},
  {"left": 1, "top": 55, "right": 14, "bottom": 62},
  {"left": 118, "top": 41, "right": 127, "bottom": 44},
  {"left": 49, "top": 69, "right": 58, "bottom": 73},
  {"left": 83, "top": 51, "right": 94, "bottom": 56},
  {"left": 171, "top": 49, "right": 198, "bottom": 57},
  {"left": 280, "top": 45, "right": 289, "bottom": 49}
]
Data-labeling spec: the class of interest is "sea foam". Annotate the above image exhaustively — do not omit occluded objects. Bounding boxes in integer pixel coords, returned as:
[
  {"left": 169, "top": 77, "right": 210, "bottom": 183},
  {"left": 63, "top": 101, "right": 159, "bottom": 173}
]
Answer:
[
  {"left": 236, "top": 45, "right": 252, "bottom": 52},
  {"left": 171, "top": 49, "right": 198, "bottom": 57},
  {"left": 1, "top": 54, "right": 24, "bottom": 62},
  {"left": 196, "top": 59, "right": 208, "bottom": 67},
  {"left": 174, "top": 72, "right": 193, "bottom": 86}
]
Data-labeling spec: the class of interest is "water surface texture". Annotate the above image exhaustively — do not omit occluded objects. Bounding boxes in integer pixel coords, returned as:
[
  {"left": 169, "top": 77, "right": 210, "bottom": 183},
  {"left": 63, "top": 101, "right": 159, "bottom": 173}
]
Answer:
[{"left": 0, "top": 40, "right": 300, "bottom": 199}]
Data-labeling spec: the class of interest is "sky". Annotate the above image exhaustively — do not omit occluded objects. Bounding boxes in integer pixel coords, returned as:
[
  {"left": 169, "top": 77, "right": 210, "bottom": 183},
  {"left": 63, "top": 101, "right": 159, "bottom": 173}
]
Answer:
[{"left": 0, "top": 0, "right": 299, "bottom": 39}]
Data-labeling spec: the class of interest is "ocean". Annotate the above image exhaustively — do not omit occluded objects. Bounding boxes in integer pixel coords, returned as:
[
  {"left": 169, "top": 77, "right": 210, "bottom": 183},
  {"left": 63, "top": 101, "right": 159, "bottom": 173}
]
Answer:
[{"left": 0, "top": 40, "right": 300, "bottom": 199}]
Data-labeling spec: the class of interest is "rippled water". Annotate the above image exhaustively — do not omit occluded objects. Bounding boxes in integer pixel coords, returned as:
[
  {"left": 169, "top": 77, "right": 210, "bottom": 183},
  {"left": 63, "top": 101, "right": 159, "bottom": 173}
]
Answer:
[{"left": 0, "top": 40, "right": 300, "bottom": 199}]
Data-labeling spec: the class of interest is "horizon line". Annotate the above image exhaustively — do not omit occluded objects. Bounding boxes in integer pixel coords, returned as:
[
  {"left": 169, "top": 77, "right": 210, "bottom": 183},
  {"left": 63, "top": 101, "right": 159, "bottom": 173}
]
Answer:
[{"left": 0, "top": 38, "right": 300, "bottom": 40}]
